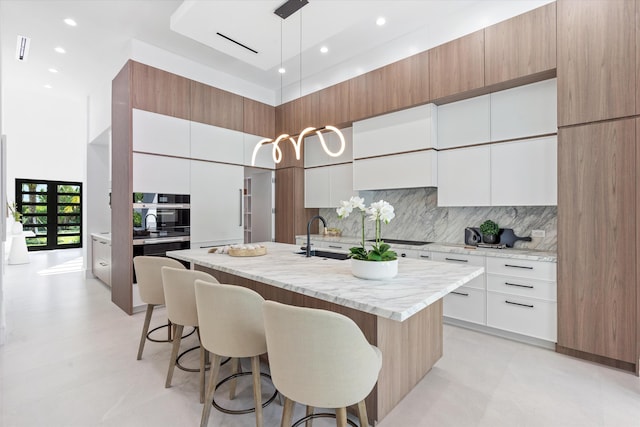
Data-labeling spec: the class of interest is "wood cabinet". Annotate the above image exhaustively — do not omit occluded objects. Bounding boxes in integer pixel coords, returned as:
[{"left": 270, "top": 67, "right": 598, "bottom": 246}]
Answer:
[
  {"left": 437, "top": 95, "right": 490, "bottom": 149},
  {"left": 485, "top": 2, "right": 557, "bottom": 87},
  {"left": 190, "top": 80, "right": 243, "bottom": 131},
  {"left": 275, "top": 99, "right": 302, "bottom": 137},
  {"left": 132, "top": 109, "right": 190, "bottom": 157},
  {"left": 243, "top": 98, "right": 275, "bottom": 138},
  {"left": 131, "top": 61, "right": 191, "bottom": 120},
  {"left": 429, "top": 30, "right": 485, "bottom": 102},
  {"left": 437, "top": 145, "right": 490, "bottom": 207},
  {"left": 557, "top": 0, "right": 636, "bottom": 126},
  {"left": 557, "top": 119, "right": 636, "bottom": 365},
  {"left": 190, "top": 159, "right": 244, "bottom": 248},
  {"left": 275, "top": 167, "right": 314, "bottom": 243},
  {"left": 349, "top": 52, "right": 430, "bottom": 122},
  {"left": 301, "top": 81, "right": 350, "bottom": 130}
]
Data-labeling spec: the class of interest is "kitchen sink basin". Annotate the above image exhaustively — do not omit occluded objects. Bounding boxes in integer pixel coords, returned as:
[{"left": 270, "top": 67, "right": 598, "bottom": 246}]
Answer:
[{"left": 296, "top": 250, "right": 349, "bottom": 260}]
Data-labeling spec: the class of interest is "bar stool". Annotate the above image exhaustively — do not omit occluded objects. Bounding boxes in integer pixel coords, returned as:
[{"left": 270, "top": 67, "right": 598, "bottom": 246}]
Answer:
[
  {"left": 262, "top": 301, "right": 382, "bottom": 427},
  {"left": 194, "top": 280, "right": 277, "bottom": 427},
  {"left": 161, "top": 266, "right": 219, "bottom": 403},
  {"left": 133, "top": 256, "right": 191, "bottom": 360}
]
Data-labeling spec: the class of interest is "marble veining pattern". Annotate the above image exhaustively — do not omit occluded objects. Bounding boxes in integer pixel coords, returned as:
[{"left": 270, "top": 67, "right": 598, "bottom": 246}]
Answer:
[
  {"left": 167, "top": 242, "right": 484, "bottom": 321},
  {"left": 320, "top": 187, "right": 557, "bottom": 251}
]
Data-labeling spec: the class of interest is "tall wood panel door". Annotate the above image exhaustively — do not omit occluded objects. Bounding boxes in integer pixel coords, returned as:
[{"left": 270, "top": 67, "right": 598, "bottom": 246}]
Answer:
[
  {"left": 243, "top": 98, "right": 275, "bottom": 138},
  {"left": 485, "top": 2, "right": 556, "bottom": 87},
  {"left": 130, "top": 61, "right": 190, "bottom": 120},
  {"left": 557, "top": 0, "right": 636, "bottom": 126},
  {"left": 275, "top": 167, "right": 317, "bottom": 243},
  {"left": 557, "top": 119, "right": 636, "bottom": 366},
  {"left": 429, "top": 30, "right": 485, "bottom": 102},
  {"left": 190, "top": 81, "right": 244, "bottom": 131}
]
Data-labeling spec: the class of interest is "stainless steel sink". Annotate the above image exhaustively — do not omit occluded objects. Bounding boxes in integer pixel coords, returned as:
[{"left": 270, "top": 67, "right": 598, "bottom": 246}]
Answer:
[{"left": 296, "top": 250, "right": 349, "bottom": 260}]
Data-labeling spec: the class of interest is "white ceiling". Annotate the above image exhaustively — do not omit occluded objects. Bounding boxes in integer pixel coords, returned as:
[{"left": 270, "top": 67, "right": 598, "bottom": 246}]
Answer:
[{"left": 0, "top": 0, "right": 554, "bottom": 104}]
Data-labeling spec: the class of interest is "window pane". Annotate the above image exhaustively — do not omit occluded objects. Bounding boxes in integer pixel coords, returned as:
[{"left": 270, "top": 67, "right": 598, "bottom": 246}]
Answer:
[
  {"left": 57, "top": 205, "right": 80, "bottom": 214},
  {"left": 26, "top": 237, "right": 47, "bottom": 246},
  {"left": 22, "top": 194, "right": 47, "bottom": 203},
  {"left": 58, "top": 195, "right": 80, "bottom": 204},
  {"left": 58, "top": 236, "right": 80, "bottom": 245},
  {"left": 22, "top": 183, "right": 47, "bottom": 192},
  {"left": 22, "top": 216, "right": 47, "bottom": 225},
  {"left": 57, "top": 225, "right": 80, "bottom": 234},
  {"left": 57, "top": 215, "right": 80, "bottom": 225},
  {"left": 22, "top": 205, "right": 47, "bottom": 214},
  {"left": 58, "top": 185, "right": 80, "bottom": 193}
]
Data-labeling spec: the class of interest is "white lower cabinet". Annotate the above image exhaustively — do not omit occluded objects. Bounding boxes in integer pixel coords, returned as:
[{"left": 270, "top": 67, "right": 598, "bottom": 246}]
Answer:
[
  {"left": 486, "top": 292, "right": 557, "bottom": 342},
  {"left": 444, "top": 286, "right": 486, "bottom": 324},
  {"left": 92, "top": 236, "right": 111, "bottom": 287},
  {"left": 190, "top": 159, "right": 244, "bottom": 247}
]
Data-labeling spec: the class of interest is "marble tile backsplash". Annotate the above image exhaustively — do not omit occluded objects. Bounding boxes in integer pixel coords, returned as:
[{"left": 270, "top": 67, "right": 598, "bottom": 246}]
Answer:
[{"left": 319, "top": 187, "right": 557, "bottom": 251}]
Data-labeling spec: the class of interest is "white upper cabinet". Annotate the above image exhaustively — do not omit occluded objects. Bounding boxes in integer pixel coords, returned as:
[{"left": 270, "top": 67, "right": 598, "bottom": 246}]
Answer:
[
  {"left": 490, "top": 79, "right": 557, "bottom": 141},
  {"left": 305, "top": 163, "right": 355, "bottom": 208},
  {"left": 132, "top": 153, "right": 190, "bottom": 194},
  {"left": 437, "top": 146, "right": 490, "bottom": 206},
  {"left": 437, "top": 95, "right": 490, "bottom": 149},
  {"left": 244, "top": 133, "right": 275, "bottom": 169},
  {"left": 352, "top": 104, "right": 437, "bottom": 158},
  {"left": 353, "top": 150, "right": 437, "bottom": 191},
  {"left": 304, "top": 127, "right": 353, "bottom": 167},
  {"left": 190, "top": 121, "right": 244, "bottom": 165},
  {"left": 490, "top": 136, "right": 557, "bottom": 206},
  {"left": 132, "top": 109, "right": 190, "bottom": 157}
]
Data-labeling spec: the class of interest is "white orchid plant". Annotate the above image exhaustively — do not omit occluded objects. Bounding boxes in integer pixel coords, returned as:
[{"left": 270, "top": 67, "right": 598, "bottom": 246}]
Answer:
[{"left": 336, "top": 196, "right": 398, "bottom": 262}]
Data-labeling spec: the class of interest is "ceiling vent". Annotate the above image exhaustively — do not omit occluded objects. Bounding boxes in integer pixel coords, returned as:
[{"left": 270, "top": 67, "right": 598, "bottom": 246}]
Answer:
[
  {"left": 16, "top": 35, "right": 30, "bottom": 61},
  {"left": 216, "top": 32, "right": 258, "bottom": 54},
  {"left": 274, "top": 0, "right": 309, "bottom": 20}
]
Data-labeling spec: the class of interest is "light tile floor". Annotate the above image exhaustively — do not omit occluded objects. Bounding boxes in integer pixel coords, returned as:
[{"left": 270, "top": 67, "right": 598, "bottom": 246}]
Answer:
[{"left": 1, "top": 249, "right": 639, "bottom": 427}]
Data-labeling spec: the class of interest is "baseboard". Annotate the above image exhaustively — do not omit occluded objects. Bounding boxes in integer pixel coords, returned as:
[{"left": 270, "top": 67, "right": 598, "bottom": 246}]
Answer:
[
  {"left": 555, "top": 345, "right": 638, "bottom": 375},
  {"left": 443, "top": 317, "right": 556, "bottom": 350}
]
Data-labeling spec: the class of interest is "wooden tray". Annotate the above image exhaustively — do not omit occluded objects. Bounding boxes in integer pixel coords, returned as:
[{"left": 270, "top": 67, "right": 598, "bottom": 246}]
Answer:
[{"left": 228, "top": 246, "right": 267, "bottom": 257}]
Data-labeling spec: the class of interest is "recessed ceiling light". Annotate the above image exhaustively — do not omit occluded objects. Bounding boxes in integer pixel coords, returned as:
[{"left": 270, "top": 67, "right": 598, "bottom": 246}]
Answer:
[
  {"left": 44, "top": 84, "right": 53, "bottom": 89},
  {"left": 278, "top": 67, "right": 286, "bottom": 74},
  {"left": 48, "top": 68, "right": 58, "bottom": 73},
  {"left": 54, "top": 46, "right": 66, "bottom": 54},
  {"left": 64, "top": 18, "right": 77, "bottom": 27},
  {"left": 320, "top": 46, "right": 328, "bottom": 54},
  {"left": 376, "top": 17, "right": 386, "bottom": 26}
]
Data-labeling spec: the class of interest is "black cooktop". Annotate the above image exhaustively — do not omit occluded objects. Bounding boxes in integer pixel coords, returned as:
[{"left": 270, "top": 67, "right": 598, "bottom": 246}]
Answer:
[{"left": 366, "top": 238, "right": 431, "bottom": 246}]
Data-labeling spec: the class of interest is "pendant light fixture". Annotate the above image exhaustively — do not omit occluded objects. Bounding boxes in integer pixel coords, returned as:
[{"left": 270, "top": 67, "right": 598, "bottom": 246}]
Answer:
[{"left": 251, "top": 1, "right": 346, "bottom": 167}]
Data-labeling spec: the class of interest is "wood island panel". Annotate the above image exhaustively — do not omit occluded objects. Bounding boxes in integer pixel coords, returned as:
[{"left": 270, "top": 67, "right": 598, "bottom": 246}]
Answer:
[
  {"left": 429, "top": 30, "right": 485, "bottom": 102},
  {"left": 194, "top": 265, "right": 443, "bottom": 425},
  {"left": 190, "top": 80, "right": 244, "bottom": 131},
  {"left": 130, "top": 61, "right": 190, "bottom": 120},
  {"left": 557, "top": 119, "right": 637, "bottom": 366},
  {"left": 557, "top": 0, "right": 636, "bottom": 126},
  {"left": 485, "top": 2, "right": 557, "bottom": 86}
]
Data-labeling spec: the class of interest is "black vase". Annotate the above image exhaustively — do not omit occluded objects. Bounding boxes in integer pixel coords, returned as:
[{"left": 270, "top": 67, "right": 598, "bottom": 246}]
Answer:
[{"left": 482, "top": 233, "right": 498, "bottom": 244}]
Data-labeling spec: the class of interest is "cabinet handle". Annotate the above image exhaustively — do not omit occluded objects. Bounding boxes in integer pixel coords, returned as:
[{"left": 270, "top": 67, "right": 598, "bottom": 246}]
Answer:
[
  {"left": 99, "top": 241, "right": 107, "bottom": 245},
  {"left": 505, "top": 300, "right": 534, "bottom": 308},
  {"left": 505, "top": 282, "right": 534, "bottom": 289},
  {"left": 504, "top": 264, "right": 533, "bottom": 270},
  {"left": 99, "top": 262, "right": 108, "bottom": 267},
  {"left": 239, "top": 189, "right": 243, "bottom": 226},
  {"left": 420, "top": 255, "right": 430, "bottom": 259},
  {"left": 446, "top": 257, "right": 468, "bottom": 263},
  {"left": 328, "top": 245, "right": 342, "bottom": 249},
  {"left": 451, "top": 291, "right": 469, "bottom": 296}
]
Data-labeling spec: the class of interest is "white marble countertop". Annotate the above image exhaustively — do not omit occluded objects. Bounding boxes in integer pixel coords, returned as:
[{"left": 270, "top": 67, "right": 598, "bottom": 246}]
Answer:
[
  {"left": 167, "top": 242, "right": 484, "bottom": 322},
  {"left": 298, "top": 235, "right": 557, "bottom": 262}
]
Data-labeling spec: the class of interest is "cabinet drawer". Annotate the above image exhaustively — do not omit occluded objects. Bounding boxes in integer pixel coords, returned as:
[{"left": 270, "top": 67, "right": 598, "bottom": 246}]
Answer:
[
  {"left": 487, "top": 291, "right": 557, "bottom": 342},
  {"left": 417, "top": 251, "right": 432, "bottom": 261},
  {"left": 443, "top": 286, "right": 486, "bottom": 325},
  {"left": 487, "top": 274, "right": 556, "bottom": 301},
  {"left": 314, "top": 241, "right": 350, "bottom": 251},
  {"left": 486, "top": 257, "right": 556, "bottom": 281},
  {"left": 396, "top": 248, "right": 419, "bottom": 259},
  {"left": 431, "top": 251, "right": 485, "bottom": 266}
]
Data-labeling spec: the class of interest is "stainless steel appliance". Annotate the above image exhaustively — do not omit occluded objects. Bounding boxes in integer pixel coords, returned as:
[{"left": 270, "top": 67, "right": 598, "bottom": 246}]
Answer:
[{"left": 132, "top": 193, "right": 190, "bottom": 281}]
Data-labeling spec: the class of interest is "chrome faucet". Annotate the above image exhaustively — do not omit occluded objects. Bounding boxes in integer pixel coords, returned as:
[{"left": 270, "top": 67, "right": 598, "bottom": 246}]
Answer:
[
  {"left": 306, "top": 215, "right": 327, "bottom": 257},
  {"left": 144, "top": 213, "right": 158, "bottom": 231}
]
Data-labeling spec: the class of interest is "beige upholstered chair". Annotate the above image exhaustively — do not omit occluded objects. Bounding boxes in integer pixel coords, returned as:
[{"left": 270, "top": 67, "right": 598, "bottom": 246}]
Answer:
[
  {"left": 195, "top": 280, "right": 273, "bottom": 427},
  {"left": 262, "top": 301, "right": 382, "bottom": 427},
  {"left": 133, "top": 256, "right": 186, "bottom": 360},
  {"left": 161, "top": 266, "right": 219, "bottom": 403}
]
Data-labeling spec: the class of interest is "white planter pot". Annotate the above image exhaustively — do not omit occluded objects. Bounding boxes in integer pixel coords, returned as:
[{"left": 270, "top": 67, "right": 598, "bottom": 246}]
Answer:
[
  {"left": 351, "top": 258, "right": 398, "bottom": 280},
  {"left": 11, "top": 221, "right": 23, "bottom": 234}
]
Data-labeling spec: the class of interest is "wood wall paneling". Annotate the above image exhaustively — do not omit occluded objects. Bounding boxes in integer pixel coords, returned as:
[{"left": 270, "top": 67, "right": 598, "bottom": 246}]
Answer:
[
  {"left": 243, "top": 98, "right": 275, "bottom": 137},
  {"left": 318, "top": 81, "right": 351, "bottom": 128},
  {"left": 349, "top": 67, "right": 386, "bottom": 122},
  {"left": 485, "top": 2, "right": 557, "bottom": 86},
  {"left": 637, "top": 117, "right": 640, "bottom": 375},
  {"left": 301, "top": 91, "right": 320, "bottom": 130},
  {"left": 130, "top": 61, "right": 190, "bottom": 120},
  {"left": 557, "top": 0, "right": 636, "bottom": 126},
  {"left": 275, "top": 168, "right": 317, "bottom": 243},
  {"left": 429, "top": 30, "right": 485, "bottom": 102},
  {"left": 557, "top": 119, "right": 636, "bottom": 364},
  {"left": 190, "top": 80, "right": 244, "bottom": 131},
  {"left": 111, "top": 61, "right": 134, "bottom": 314},
  {"left": 275, "top": 99, "right": 302, "bottom": 137}
]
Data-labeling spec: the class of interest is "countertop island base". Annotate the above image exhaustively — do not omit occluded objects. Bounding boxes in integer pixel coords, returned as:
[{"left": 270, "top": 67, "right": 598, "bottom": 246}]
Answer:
[{"left": 195, "top": 266, "right": 443, "bottom": 425}]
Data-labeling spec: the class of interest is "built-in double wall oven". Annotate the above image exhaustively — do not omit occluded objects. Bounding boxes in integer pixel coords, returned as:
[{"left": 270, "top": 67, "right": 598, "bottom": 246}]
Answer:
[{"left": 132, "top": 193, "right": 190, "bottom": 281}]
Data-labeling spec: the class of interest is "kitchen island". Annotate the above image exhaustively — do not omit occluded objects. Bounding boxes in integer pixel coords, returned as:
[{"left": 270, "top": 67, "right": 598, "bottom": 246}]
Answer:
[{"left": 168, "top": 242, "right": 484, "bottom": 424}]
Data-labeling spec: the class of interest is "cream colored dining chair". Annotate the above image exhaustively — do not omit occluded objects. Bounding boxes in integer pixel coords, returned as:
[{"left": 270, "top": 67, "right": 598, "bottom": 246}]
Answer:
[
  {"left": 162, "top": 266, "right": 219, "bottom": 403},
  {"left": 262, "top": 301, "right": 382, "bottom": 427},
  {"left": 133, "top": 256, "right": 186, "bottom": 360},
  {"left": 195, "top": 280, "right": 276, "bottom": 427}
]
